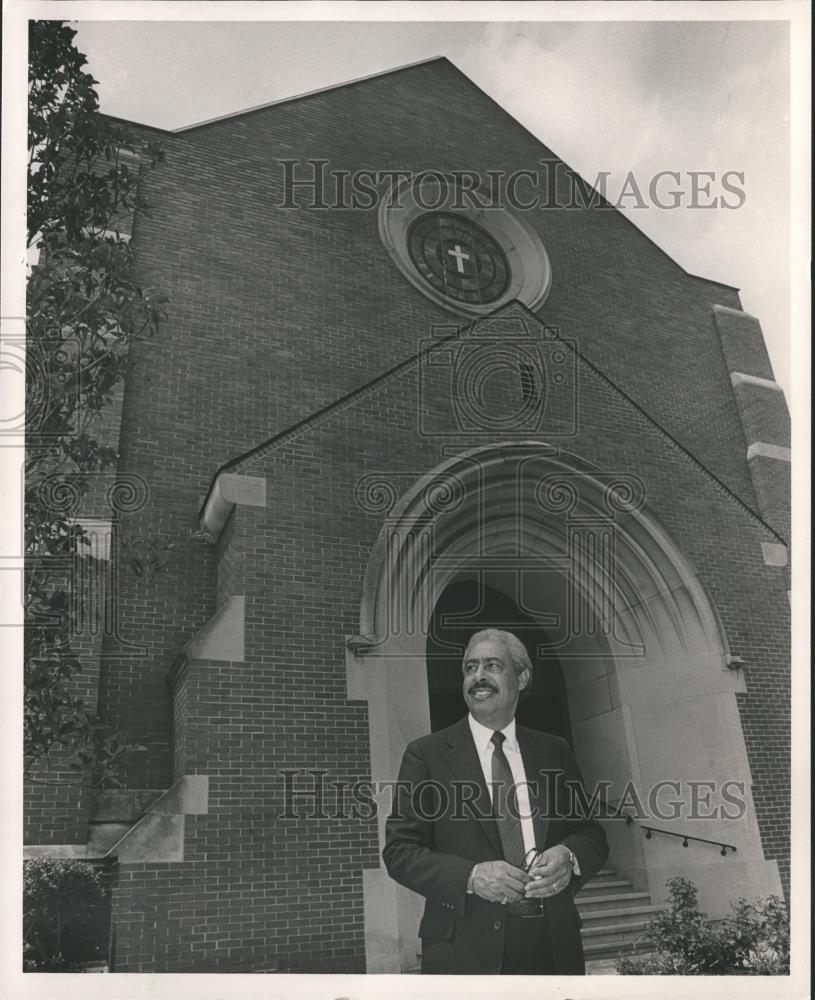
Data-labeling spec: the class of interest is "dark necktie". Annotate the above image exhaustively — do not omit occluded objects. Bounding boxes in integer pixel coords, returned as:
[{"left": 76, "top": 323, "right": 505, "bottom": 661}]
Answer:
[{"left": 491, "top": 731, "right": 539, "bottom": 915}]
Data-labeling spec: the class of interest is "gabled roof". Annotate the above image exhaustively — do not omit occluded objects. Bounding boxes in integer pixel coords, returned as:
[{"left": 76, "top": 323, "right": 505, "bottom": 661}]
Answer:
[
  {"left": 104, "top": 55, "right": 451, "bottom": 136},
  {"left": 176, "top": 56, "right": 450, "bottom": 134},
  {"left": 106, "top": 55, "right": 740, "bottom": 292},
  {"left": 199, "top": 300, "right": 783, "bottom": 547}
]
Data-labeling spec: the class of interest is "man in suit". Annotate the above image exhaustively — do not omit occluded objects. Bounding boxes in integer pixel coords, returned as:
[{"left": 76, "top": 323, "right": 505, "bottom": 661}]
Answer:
[{"left": 382, "top": 628, "right": 608, "bottom": 974}]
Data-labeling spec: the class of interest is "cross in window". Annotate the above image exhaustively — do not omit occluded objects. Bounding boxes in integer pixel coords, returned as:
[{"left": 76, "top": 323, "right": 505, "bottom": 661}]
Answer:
[{"left": 447, "top": 244, "right": 471, "bottom": 274}]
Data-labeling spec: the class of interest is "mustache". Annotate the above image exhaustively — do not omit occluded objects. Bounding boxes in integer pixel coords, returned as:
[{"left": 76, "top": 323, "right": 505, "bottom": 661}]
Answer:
[{"left": 468, "top": 681, "right": 498, "bottom": 694}]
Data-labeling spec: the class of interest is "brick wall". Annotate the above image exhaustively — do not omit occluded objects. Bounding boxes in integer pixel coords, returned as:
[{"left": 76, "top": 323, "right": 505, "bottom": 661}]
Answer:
[
  {"left": 27, "top": 59, "right": 789, "bottom": 969},
  {"left": 115, "top": 650, "right": 376, "bottom": 972},
  {"left": 108, "top": 300, "right": 789, "bottom": 970},
  {"left": 747, "top": 454, "right": 792, "bottom": 539},
  {"left": 85, "top": 58, "right": 765, "bottom": 782},
  {"left": 24, "top": 556, "right": 108, "bottom": 845},
  {"left": 732, "top": 382, "right": 791, "bottom": 451}
]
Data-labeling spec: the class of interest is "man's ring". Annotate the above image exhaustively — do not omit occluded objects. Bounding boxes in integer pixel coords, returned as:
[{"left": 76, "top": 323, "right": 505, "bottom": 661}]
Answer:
[{"left": 501, "top": 897, "right": 508, "bottom": 905}]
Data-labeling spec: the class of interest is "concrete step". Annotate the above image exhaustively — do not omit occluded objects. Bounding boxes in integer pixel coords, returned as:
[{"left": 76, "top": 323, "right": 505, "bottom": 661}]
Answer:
[
  {"left": 579, "top": 904, "right": 663, "bottom": 926},
  {"left": 576, "top": 891, "right": 653, "bottom": 912},
  {"left": 580, "top": 875, "right": 634, "bottom": 896},
  {"left": 578, "top": 879, "right": 635, "bottom": 896},
  {"left": 584, "top": 939, "right": 655, "bottom": 961},
  {"left": 592, "top": 868, "right": 622, "bottom": 880},
  {"left": 585, "top": 956, "right": 620, "bottom": 975},
  {"left": 580, "top": 875, "right": 632, "bottom": 887},
  {"left": 579, "top": 864, "right": 660, "bottom": 965},
  {"left": 582, "top": 919, "right": 652, "bottom": 948}
]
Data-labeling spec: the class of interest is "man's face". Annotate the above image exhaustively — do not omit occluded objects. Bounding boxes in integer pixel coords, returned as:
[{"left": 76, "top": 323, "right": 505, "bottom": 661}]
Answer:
[{"left": 462, "top": 637, "right": 529, "bottom": 729}]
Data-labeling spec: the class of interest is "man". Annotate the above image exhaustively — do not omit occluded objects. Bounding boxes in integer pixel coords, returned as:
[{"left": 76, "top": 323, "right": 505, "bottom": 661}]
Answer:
[{"left": 382, "top": 628, "right": 608, "bottom": 974}]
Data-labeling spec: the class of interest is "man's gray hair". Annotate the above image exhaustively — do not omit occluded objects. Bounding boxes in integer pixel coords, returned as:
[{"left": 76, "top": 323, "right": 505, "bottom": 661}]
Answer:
[{"left": 463, "top": 628, "right": 533, "bottom": 692}]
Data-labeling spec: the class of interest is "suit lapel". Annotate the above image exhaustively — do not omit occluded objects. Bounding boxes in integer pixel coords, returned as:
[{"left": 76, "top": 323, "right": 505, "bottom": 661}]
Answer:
[
  {"left": 443, "top": 717, "right": 503, "bottom": 857},
  {"left": 517, "top": 727, "right": 552, "bottom": 852}
]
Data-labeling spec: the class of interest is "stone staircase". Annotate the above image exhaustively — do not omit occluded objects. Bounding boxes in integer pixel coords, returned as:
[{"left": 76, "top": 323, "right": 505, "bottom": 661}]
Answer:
[{"left": 579, "top": 866, "right": 662, "bottom": 972}]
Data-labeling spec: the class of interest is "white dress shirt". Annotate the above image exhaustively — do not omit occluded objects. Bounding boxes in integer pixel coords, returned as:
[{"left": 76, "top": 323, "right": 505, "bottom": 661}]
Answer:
[{"left": 468, "top": 714, "right": 536, "bottom": 858}]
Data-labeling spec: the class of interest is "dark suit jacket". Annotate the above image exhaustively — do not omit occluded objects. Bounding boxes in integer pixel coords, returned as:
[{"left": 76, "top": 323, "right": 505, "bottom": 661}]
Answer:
[{"left": 382, "top": 716, "right": 608, "bottom": 974}]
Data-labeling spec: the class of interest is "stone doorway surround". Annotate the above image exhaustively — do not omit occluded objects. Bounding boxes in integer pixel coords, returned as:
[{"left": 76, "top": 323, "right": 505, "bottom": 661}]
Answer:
[{"left": 345, "top": 442, "right": 781, "bottom": 973}]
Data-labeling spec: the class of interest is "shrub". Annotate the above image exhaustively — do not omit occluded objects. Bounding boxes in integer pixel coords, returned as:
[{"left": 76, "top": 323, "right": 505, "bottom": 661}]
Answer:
[
  {"left": 23, "top": 858, "right": 107, "bottom": 971},
  {"left": 617, "top": 876, "right": 789, "bottom": 975}
]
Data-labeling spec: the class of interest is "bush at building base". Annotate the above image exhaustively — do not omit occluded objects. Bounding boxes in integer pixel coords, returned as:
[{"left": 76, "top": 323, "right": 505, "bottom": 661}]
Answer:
[
  {"left": 23, "top": 858, "right": 107, "bottom": 971},
  {"left": 616, "top": 876, "right": 789, "bottom": 975}
]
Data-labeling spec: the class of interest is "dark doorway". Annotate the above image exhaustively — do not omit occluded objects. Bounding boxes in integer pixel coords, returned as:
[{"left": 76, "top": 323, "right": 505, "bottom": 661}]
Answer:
[{"left": 425, "top": 579, "right": 573, "bottom": 745}]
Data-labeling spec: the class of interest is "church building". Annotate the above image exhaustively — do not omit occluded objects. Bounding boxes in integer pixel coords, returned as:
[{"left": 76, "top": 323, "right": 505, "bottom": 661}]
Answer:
[{"left": 24, "top": 57, "right": 790, "bottom": 973}]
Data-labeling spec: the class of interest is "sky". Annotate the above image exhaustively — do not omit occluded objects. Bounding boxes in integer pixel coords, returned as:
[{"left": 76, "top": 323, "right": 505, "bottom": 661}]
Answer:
[
  {"left": 68, "top": 13, "right": 796, "bottom": 397},
  {"left": 0, "top": 9, "right": 809, "bottom": 995}
]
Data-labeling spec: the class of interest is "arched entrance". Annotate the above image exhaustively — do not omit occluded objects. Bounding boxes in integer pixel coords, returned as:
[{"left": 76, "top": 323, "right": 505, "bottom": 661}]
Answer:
[{"left": 348, "top": 443, "right": 780, "bottom": 973}]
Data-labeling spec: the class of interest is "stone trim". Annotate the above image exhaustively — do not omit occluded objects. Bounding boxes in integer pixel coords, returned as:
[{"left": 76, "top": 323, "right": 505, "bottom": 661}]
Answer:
[
  {"left": 378, "top": 174, "right": 552, "bottom": 318},
  {"left": 760, "top": 542, "right": 788, "bottom": 567},
  {"left": 730, "top": 371, "right": 784, "bottom": 392},
  {"left": 713, "top": 303, "right": 760, "bottom": 324},
  {"left": 746, "top": 442, "right": 791, "bottom": 463},
  {"left": 23, "top": 777, "right": 209, "bottom": 863},
  {"left": 176, "top": 56, "right": 447, "bottom": 134},
  {"left": 103, "top": 775, "right": 209, "bottom": 863},
  {"left": 199, "top": 472, "right": 266, "bottom": 543},
  {"left": 81, "top": 226, "right": 132, "bottom": 243},
  {"left": 712, "top": 304, "right": 776, "bottom": 384},
  {"left": 24, "top": 844, "right": 102, "bottom": 860},
  {"left": 201, "top": 302, "right": 785, "bottom": 547},
  {"left": 116, "top": 147, "right": 143, "bottom": 165},
  {"left": 184, "top": 594, "right": 245, "bottom": 662}
]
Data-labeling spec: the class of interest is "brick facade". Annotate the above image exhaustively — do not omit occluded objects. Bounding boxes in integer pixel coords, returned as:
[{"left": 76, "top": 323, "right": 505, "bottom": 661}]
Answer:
[{"left": 25, "top": 58, "right": 790, "bottom": 972}]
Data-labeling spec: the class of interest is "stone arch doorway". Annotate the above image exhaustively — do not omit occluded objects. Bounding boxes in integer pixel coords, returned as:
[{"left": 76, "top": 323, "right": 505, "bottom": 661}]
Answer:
[
  {"left": 349, "top": 442, "right": 779, "bottom": 973},
  {"left": 425, "top": 578, "right": 572, "bottom": 744}
]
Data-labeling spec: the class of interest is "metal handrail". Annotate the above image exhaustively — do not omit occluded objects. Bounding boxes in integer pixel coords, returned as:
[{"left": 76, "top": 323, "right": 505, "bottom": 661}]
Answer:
[
  {"left": 598, "top": 798, "right": 737, "bottom": 856},
  {"left": 641, "top": 824, "right": 737, "bottom": 857}
]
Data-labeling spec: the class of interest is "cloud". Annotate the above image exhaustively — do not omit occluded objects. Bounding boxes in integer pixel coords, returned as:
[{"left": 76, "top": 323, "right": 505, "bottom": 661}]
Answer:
[
  {"left": 456, "top": 21, "right": 790, "bottom": 392},
  {"left": 74, "top": 18, "right": 791, "bottom": 393}
]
